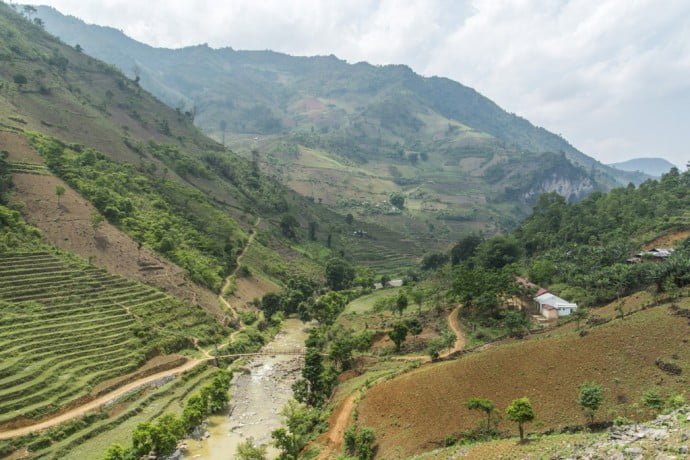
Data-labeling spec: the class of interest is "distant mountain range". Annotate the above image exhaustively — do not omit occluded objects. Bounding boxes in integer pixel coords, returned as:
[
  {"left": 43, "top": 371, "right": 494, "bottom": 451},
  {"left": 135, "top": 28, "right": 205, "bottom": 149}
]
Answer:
[
  {"left": 35, "top": 5, "right": 651, "bottom": 242},
  {"left": 609, "top": 157, "right": 678, "bottom": 178}
]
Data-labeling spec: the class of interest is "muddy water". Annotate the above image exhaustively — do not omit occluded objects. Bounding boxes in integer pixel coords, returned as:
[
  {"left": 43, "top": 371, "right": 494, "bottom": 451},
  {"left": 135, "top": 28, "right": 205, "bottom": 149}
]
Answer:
[{"left": 185, "top": 319, "right": 308, "bottom": 459}]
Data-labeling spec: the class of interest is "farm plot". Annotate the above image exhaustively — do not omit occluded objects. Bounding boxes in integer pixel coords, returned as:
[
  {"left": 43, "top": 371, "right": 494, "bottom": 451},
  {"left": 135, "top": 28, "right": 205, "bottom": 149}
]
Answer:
[{"left": 0, "top": 251, "right": 225, "bottom": 426}]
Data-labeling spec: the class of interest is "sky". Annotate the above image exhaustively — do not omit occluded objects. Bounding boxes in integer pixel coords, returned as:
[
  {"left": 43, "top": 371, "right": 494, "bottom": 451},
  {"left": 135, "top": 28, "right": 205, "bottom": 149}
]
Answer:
[{"left": 33, "top": 0, "right": 690, "bottom": 168}]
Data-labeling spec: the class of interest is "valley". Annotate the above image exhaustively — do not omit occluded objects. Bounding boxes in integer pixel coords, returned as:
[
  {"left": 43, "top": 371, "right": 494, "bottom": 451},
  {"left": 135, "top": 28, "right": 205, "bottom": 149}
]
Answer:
[{"left": 0, "top": 3, "right": 688, "bottom": 460}]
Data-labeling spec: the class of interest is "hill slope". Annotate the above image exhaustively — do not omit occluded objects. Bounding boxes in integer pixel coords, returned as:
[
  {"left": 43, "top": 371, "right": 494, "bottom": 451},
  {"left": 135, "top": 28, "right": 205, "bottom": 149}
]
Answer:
[
  {"left": 609, "top": 157, "right": 678, "bottom": 178},
  {"left": 34, "top": 5, "right": 648, "bottom": 244}
]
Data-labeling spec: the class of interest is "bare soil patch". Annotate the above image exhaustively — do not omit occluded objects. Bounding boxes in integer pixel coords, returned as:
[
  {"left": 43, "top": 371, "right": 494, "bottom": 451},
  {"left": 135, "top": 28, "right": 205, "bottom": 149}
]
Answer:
[
  {"left": 228, "top": 275, "right": 280, "bottom": 308},
  {"left": 643, "top": 229, "right": 690, "bottom": 250},
  {"left": 357, "top": 306, "right": 690, "bottom": 458},
  {"left": 10, "top": 172, "right": 221, "bottom": 317},
  {"left": 0, "top": 131, "right": 43, "bottom": 163}
]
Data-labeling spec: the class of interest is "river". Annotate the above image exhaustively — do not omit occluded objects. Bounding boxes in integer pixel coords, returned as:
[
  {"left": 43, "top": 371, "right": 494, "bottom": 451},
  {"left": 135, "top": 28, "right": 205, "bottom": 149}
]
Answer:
[{"left": 184, "top": 319, "right": 308, "bottom": 459}]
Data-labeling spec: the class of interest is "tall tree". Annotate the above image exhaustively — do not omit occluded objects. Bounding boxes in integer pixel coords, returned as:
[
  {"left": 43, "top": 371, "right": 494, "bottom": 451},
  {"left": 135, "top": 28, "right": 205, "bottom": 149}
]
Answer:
[{"left": 505, "top": 397, "right": 535, "bottom": 442}]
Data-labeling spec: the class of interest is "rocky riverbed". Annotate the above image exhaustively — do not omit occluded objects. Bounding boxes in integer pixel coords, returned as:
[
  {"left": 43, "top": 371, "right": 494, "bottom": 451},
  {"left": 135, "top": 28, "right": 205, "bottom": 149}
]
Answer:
[{"left": 184, "top": 319, "right": 308, "bottom": 459}]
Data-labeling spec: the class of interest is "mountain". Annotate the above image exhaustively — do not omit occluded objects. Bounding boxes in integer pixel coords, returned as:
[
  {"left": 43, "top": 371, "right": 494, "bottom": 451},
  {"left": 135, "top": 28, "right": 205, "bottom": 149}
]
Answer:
[
  {"left": 34, "top": 5, "right": 646, "bottom": 245},
  {"left": 609, "top": 157, "right": 678, "bottom": 178},
  {"left": 0, "top": 3, "right": 427, "bottom": 450}
]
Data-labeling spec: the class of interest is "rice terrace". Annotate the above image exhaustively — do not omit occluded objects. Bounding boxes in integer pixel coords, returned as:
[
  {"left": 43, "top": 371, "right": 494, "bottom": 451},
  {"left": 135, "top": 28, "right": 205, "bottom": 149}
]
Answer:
[{"left": 1, "top": 2, "right": 690, "bottom": 459}]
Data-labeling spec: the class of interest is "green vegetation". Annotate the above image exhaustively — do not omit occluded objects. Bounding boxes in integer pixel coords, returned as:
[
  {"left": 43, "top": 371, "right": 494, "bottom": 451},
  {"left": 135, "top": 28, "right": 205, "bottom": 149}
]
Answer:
[
  {"left": 270, "top": 400, "right": 326, "bottom": 460},
  {"left": 344, "top": 425, "right": 377, "bottom": 460},
  {"left": 505, "top": 397, "right": 535, "bottom": 442},
  {"left": 102, "top": 370, "right": 231, "bottom": 459},
  {"left": 577, "top": 382, "right": 604, "bottom": 425},
  {"left": 0, "top": 250, "right": 224, "bottom": 425},
  {"left": 465, "top": 398, "right": 496, "bottom": 432},
  {"left": 29, "top": 133, "right": 245, "bottom": 291}
]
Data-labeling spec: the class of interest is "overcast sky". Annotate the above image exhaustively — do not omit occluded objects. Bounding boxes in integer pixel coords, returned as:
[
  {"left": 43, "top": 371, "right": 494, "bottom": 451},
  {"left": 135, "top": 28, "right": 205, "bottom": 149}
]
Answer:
[{"left": 34, "top": 0, "right": 690, "bottom": 167}]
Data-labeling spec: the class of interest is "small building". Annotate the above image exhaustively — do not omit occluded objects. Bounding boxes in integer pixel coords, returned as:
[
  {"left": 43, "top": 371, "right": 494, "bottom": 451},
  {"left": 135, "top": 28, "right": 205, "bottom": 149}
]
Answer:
[
  {"left": 534, "top": 291, "right": 578, "bottom": 318},
  {"left": 628, "top": 247, "right": 675, "bottom": 264}
]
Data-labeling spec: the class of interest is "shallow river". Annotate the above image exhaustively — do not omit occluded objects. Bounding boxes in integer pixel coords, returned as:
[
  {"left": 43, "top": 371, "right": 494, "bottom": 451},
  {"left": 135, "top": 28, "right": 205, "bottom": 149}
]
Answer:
[{"left": 184, "top": 319, "right": 308, "bottom": 459}]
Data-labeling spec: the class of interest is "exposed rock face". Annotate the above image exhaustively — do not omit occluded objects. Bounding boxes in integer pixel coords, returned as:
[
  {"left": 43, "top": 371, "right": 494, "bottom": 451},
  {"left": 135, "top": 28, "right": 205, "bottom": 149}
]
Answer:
[
  {"left": 572, "top": 407, "right": 690, "bottom": 459},
  {"left": 522, "top": 175, "right": 596, "bottom": 203}
]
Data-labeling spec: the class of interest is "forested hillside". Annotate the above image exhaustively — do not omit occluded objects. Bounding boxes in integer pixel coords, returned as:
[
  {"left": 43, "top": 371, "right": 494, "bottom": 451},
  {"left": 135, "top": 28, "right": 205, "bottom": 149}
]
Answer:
[{"left": 35, "top": 5, "right": 650, "bottom": 245}]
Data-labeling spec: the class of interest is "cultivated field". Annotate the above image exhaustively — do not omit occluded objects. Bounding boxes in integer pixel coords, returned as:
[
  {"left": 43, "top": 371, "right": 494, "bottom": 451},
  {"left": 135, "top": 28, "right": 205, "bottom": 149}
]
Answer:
[
  {"left": 356, "top": 300, "right": 690, "bottom": 458},
  {"left": 0, "top": 251, "right": 223, "bottom": 427}
]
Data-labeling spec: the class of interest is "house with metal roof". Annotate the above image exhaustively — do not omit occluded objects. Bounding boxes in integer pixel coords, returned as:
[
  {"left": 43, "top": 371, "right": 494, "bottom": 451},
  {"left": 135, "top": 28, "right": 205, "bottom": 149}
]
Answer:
[{"left": 534, "top": 291, "right": 578, "bottom": 319}]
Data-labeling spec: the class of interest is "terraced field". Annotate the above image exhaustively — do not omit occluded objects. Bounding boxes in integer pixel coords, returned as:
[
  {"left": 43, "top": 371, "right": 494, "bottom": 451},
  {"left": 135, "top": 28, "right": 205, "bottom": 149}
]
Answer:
[
  {"left": 6, "top": 161, "right": 50, "bottom": 175},
  {"left": 0, "top": 251, "right": 225, "bottom": 426}
]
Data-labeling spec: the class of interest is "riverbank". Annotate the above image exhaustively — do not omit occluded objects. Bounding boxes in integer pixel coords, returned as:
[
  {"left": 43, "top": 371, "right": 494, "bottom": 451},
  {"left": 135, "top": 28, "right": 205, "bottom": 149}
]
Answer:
[{"left": 184, "top": 318, "right": 308, "bottom": 459}]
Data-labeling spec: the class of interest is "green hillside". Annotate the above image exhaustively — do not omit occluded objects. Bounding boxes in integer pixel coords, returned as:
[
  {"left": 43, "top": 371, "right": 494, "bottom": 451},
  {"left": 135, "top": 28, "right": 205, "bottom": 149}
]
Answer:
[
  {"left": 0, "top": 3, "right": 420, "bottom": 276},
  {"left": 34, "top": 5, "right": 650, "bottom": 245}
]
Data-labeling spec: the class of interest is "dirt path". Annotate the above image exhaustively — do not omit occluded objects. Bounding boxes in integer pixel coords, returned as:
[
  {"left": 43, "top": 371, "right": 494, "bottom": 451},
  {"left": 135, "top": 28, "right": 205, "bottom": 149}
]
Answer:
[
  {"left": 317, "top": 306, "right": 465, "bottom": 458},
  {"left": 218, "top": 217, "right": 261, "bottom": 316},
  {"left": 392, "top": 305, "right": 465, "bottom": 363},
  {"left": 316, "top": 393, "right": 358, "bottom": 459},
  {"left": 0, "top": 358, "right": 202, "bottom": 440},
  {"left": 442, "top": 304, "right": 465, "bottom": 358}
]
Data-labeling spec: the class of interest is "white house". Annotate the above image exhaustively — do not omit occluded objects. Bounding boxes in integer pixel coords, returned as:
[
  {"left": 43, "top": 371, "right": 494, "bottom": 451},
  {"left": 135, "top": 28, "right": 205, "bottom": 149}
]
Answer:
[{"left": 534, "top": 289, "right": 578, "bottom": 319}]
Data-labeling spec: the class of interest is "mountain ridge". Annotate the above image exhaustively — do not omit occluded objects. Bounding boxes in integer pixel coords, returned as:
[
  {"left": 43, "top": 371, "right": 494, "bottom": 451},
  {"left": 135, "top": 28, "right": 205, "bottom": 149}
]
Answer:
[
  {"left": 33, "top": 5, "right": 652, "bottom": 244},
  {"left": 609, "top": 157, "right": 678, "bottom": 178}
]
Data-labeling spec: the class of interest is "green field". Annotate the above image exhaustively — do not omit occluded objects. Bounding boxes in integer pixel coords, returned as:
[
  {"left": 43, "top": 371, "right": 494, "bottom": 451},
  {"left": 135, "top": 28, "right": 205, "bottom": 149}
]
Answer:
[
  {"left": 0, "top": 251, "right": 225, "bottom": 425},
  {"left": 343, "top": 287, "right": 403, "bottom": 315}
]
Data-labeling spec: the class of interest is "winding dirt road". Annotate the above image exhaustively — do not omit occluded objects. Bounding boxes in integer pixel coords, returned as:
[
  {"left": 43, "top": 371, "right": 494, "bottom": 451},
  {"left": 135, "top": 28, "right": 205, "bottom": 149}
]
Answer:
[{"left": 317, "top": 305, "right": 466, "bottom": 458}]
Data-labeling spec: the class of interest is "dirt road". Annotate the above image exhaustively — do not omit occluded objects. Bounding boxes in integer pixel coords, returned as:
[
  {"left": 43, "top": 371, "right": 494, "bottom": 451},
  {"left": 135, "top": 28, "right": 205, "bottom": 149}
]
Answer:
[
  {"left": 317, "top": 306, "right": 466, "bottom": 458},
  {"left": 316, "top": 393, "right": 358, "bottom": 459},
  {"left": 0, "top": 358, "right": 202, "bottom": 440}
]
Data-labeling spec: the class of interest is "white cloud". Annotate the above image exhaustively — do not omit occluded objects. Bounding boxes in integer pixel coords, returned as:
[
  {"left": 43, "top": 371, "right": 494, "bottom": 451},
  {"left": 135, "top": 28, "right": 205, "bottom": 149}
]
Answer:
[{"left": 35, "top": 0, "right": 690, "bottom": 167}]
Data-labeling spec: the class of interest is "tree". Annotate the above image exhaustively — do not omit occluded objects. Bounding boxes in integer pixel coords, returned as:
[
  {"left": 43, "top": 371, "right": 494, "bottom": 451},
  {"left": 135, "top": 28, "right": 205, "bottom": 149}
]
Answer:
[
  {"left": 75, "top": 44, "right": 83, "bottom": 53},
  {"left": 280, "top": 214, "right": 299, "bottom": 239},
  {"left": 406, "top": 318, "right": 423, "bottom": 339},
  {"left": 466, "top": 397, "right": 495, "bottom": 431},
  {"left": 55, "top": 185, "right": 65, "bottom": 206},
  {"left": 476, "top": 236, "right": 523, "bottom": 269},
  {"left": 237, "top": 437, "right": 267, "bottom": 459},
  {"left": 394, "top": 293, "right": 408, "bottom": 316},
  {"left": 451, "top": 234, "right": 483, "bottom": 265},
  {"left": 502, "top": 310, "right": 529, "bottom": 338},
  {"left": 325, "top": 257, "right": 355, "bottom": 291},
  {"left": 408, "top": 153, "right": 419, "bottom": 165},
  {"left": 421, "top": 252, "right": 449, "bottom": 270},
  {"left": 388, "top": 322, "right": 408, "bottom": 352},
  {"left": 271, "top": 400, "right": 320, "bottom": 459},
  {"left": 182, "top": 394, "right": 208, "bottom": 431},
  {"left": 389, "top": 192, "right": 405, "bottom": 209},
  {"left": 261, "top": 293, "right": 282, "bottom": 318},
  {"left": 103, "top": 444, "right": 127, "bottom": 460},
  {"left": 578, "top": 381, "right": 604, "bottom": 425},
  {"left": 411, "top": 289, "right": 424, "bottom": 312},
  {"left": 505, "top": 397, "right": 535, "bottom": 442},
  {"left": 13, "top": 74, "right": 28, "bottom": 91},
  {"left": 308, "top": 221, "right": 318, "bottom": 241},
  {"left": 345, "top": 213, "right": 354, "bottom": 225}
]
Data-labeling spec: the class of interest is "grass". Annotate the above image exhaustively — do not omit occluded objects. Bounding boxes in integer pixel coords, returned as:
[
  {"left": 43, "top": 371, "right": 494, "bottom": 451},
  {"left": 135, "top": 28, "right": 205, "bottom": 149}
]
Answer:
[
  {"left": 355, "top": 298, "right": 690, "bottom": 458},
  {"left": 0, "top": 251, "right": 225, "bottom": 425},
  {"left": 343, "top": 287, "right": 403, "bottom": 315}
]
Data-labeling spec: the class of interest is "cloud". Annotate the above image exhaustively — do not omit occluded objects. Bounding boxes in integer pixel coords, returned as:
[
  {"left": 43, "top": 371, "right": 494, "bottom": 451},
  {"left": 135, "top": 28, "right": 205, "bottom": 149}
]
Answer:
[{"left": 36, "top": 0, "right": 690, "bottom": 167}]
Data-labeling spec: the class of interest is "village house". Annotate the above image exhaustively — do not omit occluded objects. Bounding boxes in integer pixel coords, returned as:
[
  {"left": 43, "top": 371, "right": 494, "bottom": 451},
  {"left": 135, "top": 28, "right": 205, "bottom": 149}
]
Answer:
[{"left": 534, "top": 288, "right": 578, "bottom": 319}]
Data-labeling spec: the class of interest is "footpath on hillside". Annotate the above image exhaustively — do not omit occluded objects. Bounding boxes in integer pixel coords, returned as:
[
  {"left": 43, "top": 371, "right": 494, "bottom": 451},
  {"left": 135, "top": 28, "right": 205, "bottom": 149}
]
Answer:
[{"left": 316, "top": 305, "right": 466, "bottom": 459}]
